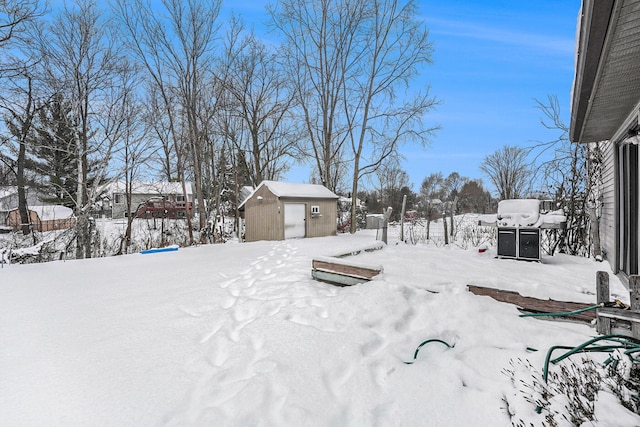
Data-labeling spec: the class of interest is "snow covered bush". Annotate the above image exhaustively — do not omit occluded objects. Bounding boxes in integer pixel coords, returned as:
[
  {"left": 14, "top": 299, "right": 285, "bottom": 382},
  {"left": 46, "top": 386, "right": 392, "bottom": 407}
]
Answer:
[
  {"left": 0, "top": 228, "right": 76, "bottom": 264},
  {"left": 399, "top": 214, "right": 496, "bottom": 249},
  {"left": 504, "top": 353, "right": 640, "bottom": 426},
  {"left": 451, "top": 214, "right": 496, "bottom": 250}
]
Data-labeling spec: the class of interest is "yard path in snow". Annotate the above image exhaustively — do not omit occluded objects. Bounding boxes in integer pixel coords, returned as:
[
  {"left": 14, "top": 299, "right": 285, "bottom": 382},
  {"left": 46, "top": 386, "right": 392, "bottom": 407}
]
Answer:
[
  {"left": 1, "top": 230, "right": 636, "bottom": 426},
  {"left": 167, "top": 238, "right": 408, "bottom": 425}
]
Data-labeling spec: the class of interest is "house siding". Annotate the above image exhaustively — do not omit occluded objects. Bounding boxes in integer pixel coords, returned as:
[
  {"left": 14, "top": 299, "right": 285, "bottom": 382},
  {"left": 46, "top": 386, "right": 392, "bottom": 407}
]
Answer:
[
  {"left": 600, "top": 140, "right": 617, "bottom": 271},
  {"left": 111, "top": 192, "right": 188, "bottom": 218}
]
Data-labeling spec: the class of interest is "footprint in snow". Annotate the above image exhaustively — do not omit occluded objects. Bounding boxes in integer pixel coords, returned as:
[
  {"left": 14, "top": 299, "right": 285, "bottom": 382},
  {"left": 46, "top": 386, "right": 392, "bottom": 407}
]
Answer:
[{"left": 219, "top": 277, "right": 238, "bottom": 289}]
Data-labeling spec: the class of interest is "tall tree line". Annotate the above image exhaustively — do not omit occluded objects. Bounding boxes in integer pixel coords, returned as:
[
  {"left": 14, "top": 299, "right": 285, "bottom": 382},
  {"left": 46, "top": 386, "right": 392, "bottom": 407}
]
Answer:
[{"left": 0, "top": 0, "right": 438, "bottom": 256}]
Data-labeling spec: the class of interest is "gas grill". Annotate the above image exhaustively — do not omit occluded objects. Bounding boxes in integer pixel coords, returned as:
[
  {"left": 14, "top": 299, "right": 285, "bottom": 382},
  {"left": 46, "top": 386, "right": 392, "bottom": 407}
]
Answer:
[{"left": 480, "top": 199, "right": 567, "bottom": 261}]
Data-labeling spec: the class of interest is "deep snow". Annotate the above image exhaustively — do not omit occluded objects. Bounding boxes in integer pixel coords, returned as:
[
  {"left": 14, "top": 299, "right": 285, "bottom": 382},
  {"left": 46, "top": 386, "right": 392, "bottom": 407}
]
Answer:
[{"left": 1, "top": 229, "right": 639, "bottom": 426}]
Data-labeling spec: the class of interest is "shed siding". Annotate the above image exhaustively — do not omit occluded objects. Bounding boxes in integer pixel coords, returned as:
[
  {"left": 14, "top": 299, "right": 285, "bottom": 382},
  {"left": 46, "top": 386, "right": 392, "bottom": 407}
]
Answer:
[
  {"left": 599, "top": 140, "right": 617, "bottom": 271},
  {"left": 244, "top": 186, "right": 283, "bottom": 242},
  {"left": 242, "top": 182, "right": 338, "bottom": 242},
  {"left": 282, "top": 198, "right": 336, "bottom": 238}
]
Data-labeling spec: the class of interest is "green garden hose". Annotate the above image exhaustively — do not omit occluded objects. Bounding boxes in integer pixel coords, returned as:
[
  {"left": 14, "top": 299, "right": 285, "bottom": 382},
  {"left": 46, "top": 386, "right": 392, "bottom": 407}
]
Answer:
[
  {"left": 403, "top": 338, "right": 455, "bottom": 365},
  {"left": 542, "top": 334, "right": 640, "bottom": 382},
  {"left": 519, "top": 304, "right": 601, "bottom": 318}
]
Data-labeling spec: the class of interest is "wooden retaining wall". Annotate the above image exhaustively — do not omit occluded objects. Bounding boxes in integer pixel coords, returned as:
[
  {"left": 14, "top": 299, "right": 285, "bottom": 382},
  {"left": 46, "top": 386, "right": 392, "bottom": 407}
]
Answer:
[
  {"left": 311, "top": 242, "right": 384, "bottom": 286},
  {"left": 467, "top": 285, "right": 597, "bottom": 322}
]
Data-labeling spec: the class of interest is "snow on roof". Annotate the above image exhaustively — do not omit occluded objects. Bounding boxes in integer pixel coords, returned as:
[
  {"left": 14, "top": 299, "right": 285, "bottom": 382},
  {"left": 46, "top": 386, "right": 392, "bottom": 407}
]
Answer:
[
  {"left": 28, "top": 205, "right": 74, "bottom": 221},
  {"left": 0, "top": 186, "right": 17, "bottom": 199},
  {"left": 261, "top": 181, "right": 338, "bottom": 199},
  {"left": 239, "top": 181, "right": 338, "bottom": 209},
  {"left": 105, "top": 181, "right": 193, "bottom": 196}
]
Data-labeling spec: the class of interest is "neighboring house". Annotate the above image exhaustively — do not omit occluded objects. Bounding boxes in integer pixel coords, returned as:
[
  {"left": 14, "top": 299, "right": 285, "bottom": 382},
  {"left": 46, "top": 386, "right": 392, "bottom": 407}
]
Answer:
[
  {"left": 239, "top": 181, "right": 339, "bottom": 242},
  {"left": 570, "top": 0, "right": 640, "bottom": 283},
  {"left": 238, "top": 186, "right": 254, "bottom": 206},
  {"left": 103, "top": 182, "right": 193, "bottom": 219},
  {"left": 0, "top": 187, "right": 42, "bottom": 220},
  {"left": 6, "top": 205, "right": 76, "bottom": 232}
]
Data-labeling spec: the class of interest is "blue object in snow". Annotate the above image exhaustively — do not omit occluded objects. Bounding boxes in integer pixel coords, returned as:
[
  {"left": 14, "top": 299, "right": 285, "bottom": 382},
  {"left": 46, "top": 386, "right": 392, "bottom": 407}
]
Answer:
[{"left": 140, "top": 246, "right": 179, "bottom": 254}]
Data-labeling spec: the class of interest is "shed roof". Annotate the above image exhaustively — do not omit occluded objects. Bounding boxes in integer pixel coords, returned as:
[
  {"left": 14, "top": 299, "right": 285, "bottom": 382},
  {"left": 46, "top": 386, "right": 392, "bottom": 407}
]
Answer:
[
  {"left": 570, "top": 0, "right": 640, "bottom": 143},
  {"left": 239, "top": 181, "right": 339, "bottom": 209}
]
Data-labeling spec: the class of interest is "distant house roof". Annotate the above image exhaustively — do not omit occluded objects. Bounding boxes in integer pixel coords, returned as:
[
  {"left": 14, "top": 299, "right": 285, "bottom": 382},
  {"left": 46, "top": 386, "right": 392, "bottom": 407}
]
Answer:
[
  {"left": 28, "top": 205, "right": 74, "bottom": 221},
  {"left": 0, "top": 187, "right": 17, "bottom": 200},
  {"left": 239, "top": 181, "right": 339, "bottom": 209},
  {"left": 570, "top": 0, "right": 640, "bottom": 142},
  {"left": 239, "top": 186, "right": 254, "bottom": 205},
  {"left": 0, "top": 187, "right": 44, "bottom": 212},
  {"left": 105, "top": 181, "right": 193, "bottom": 196}
]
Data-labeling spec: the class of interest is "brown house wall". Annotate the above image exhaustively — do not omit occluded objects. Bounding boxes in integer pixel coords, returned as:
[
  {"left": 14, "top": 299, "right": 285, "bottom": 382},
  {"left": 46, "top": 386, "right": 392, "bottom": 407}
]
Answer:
[
  {"left": 5, "top": 210, "right": 38, "bottom": 229},
  {"left": 6, "top": 209, "right": 76, "bottom": 232}
]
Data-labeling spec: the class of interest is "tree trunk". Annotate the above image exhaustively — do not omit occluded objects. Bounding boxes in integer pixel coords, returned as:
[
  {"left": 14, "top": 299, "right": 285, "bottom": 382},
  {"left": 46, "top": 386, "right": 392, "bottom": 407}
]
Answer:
[
  {"left": 349, "top": 165, "right": 359, "bottom": 234},
  {"left": 75, "top": 128, "right": 86, "bottom": 259},
  {"left": 449, "top": 196, "right": 457, "bottom": 237},
  {"left": 16, "top": 138, "right": 31, "bottom": 236}
]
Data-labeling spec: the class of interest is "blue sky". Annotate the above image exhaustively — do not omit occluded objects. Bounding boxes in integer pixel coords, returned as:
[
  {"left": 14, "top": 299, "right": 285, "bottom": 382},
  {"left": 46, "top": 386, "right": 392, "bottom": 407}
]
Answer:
[
  {"left": 407, "top": 0, "right": 580, "bottom": 191},
  {"left": 224, "top": 0, "right": 581, "bottom": 193}
]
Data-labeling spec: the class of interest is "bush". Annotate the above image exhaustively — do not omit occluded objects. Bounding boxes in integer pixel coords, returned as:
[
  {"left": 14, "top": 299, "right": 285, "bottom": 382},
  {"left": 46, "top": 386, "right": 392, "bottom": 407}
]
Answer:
[{"left": 503, "top": 353, "right": 640, "bottom": 426}]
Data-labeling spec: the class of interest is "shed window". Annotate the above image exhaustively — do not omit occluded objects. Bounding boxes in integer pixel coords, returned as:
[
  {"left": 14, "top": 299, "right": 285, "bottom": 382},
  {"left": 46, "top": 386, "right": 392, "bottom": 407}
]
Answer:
[
  {"left": 311, "top": 205, "right": 321, "bottom": 217},
  {"left": 115, "top": 194, "right": 122, "bottom": 204}
]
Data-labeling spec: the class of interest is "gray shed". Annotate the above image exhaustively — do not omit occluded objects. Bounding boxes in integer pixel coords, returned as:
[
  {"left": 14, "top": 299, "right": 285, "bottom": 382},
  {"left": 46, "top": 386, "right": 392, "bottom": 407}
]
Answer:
[{"left": 239, "top": 181, "right": 339, "bottom": 242}]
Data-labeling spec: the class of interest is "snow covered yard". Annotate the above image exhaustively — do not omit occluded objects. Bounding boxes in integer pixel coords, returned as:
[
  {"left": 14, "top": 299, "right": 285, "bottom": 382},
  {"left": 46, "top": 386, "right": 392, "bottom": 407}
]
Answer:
[{"left": 1, "top": 230, "right": 638, "bottom": 426}]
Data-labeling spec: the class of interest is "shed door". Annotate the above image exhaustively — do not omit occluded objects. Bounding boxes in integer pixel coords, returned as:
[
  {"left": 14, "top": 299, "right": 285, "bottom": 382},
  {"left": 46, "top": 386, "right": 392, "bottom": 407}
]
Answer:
[{"left": 284, "top": 203, "right": 306, "bottom": 239}]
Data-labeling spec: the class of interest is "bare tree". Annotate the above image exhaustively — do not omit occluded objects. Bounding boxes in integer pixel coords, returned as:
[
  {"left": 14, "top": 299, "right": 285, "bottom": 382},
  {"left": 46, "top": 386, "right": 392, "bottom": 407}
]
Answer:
[
  {"left": 532, "top": 94, "right": 600, "bottom": 256},
  {"left": 145, "top": 83, "right": 177, "bottom": 181},
  {"left": 100, "top": 61, "right": 158, "bottom": 255},
  {"left": 35, "top": 0, "right": 125, "bottom": 258},
  {"left": 419, "top": 172, "right": 443, "bottom": 239},
  {"left": 0, "top": 72, "right": 41, "bottom": 238},
  {"left": 372, "top": 158, "right": 411, "bottom": 219},
  {"left": 168, "top": 0, "right": 221, "bottom": 232},
  {"left": 269, "top": 0, "right": 361, "bottom": 191},
  {"left": 345, "top": 0, "right": 439, "bottom": 233},
  {"left": 224, "top": 30, "right": 297, "bottom": 185},
  {"left": 0, "top": 1, "right": 45, "bottom": 239},
  {"left": 116, "top": 0, "right": 222, "bottom": 238},
  {"left": 270, "top": 0, "right": 437, "bottom": 230},
  {"left": 480, "top": 145, "right": 532, "bottom": 200},
  {"left": 441, "top": 172, "right": 466, "bottom": 236},
  {"left": 0, "top": 0, "right": 44, "bottom": 76}
]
